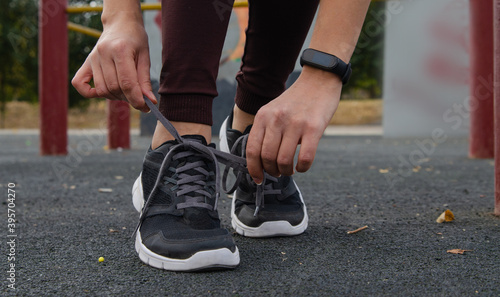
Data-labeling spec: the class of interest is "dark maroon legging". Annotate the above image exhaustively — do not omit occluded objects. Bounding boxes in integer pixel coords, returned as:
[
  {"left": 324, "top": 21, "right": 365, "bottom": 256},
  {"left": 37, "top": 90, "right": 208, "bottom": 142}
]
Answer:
[{"left": 158, "top": 0, "right": 319, "bottom": 125}]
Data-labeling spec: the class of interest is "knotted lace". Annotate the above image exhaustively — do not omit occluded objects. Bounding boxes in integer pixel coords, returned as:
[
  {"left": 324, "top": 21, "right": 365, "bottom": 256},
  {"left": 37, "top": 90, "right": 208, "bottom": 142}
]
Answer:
[
  {"left": 134, "top": 97, "right": 270, "bottom": 236},
  {"left": 223, "top": 131, "right": 281, "bottom": 216}
]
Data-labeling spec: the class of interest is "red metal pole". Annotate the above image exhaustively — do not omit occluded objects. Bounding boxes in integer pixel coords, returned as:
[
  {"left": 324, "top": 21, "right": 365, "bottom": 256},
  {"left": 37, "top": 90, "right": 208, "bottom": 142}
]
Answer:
[
  {"left": 494, "top": 0, "right": 500, "bottom": 215},
  {"left": 107, "top": 100, "right": 130, "bottom": 149},
  {"left": 39, "top": 0, "right": 68, "bottom": 155},
  {"left": 469, "top": 0, "right": 495, "bottom": 159}
]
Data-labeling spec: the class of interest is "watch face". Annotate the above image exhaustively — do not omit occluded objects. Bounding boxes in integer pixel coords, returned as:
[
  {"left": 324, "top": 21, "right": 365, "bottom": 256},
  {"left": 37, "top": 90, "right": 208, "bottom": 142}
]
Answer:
[{"left": 304, "top": 49, "right": 338, "bottom": 68}]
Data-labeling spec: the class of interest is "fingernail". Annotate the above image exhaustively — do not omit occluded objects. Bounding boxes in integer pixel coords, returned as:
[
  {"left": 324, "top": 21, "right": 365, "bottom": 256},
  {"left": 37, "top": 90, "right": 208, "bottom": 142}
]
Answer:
[{"left": 255, "top": 179, "right": 262, "bottom": 185}]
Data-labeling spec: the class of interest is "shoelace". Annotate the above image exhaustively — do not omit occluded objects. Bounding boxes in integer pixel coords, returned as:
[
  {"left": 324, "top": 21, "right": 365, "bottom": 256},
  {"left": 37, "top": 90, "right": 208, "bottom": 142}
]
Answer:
[
  {"left": 134, "top": 97, "right": 271, "bottom": 236},
  {"left": 163, "top": 149, "right": 216, "bottom": 210},
  {"left": 227, "top": 132, "right": 281, "bottom": 215}
]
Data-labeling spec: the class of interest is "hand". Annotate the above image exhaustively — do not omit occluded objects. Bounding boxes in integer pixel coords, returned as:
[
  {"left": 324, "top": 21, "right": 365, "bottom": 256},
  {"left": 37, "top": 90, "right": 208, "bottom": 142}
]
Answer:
[
  {"left": 246, "top": 67, "right": 342, "bottom": 184},
  {"left": 72, "top": 16, "right": 157, "bottom": 112}
]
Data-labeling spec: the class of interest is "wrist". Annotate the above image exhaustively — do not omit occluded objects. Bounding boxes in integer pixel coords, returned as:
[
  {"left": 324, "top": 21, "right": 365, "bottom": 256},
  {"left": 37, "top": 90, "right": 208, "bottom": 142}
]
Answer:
[
  {"left": 298, "top": 65, "right": 343, "bottom": 89},
  {"left": 102, "top": 9, "right": 143, "bottom": 28}
]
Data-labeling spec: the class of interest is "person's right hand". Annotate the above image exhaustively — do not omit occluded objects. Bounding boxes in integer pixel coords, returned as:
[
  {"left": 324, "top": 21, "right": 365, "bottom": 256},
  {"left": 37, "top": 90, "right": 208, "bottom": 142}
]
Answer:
[{"left": 72, "top": 16, "right": 157, "bottom": 112}]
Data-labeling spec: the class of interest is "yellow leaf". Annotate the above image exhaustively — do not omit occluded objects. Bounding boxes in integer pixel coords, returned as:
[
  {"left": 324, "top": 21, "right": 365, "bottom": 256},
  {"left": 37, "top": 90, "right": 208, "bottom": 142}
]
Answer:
[
  {"left": 447, "top": 249, "right": 472, "bottom": 255},
  {"left": 436, "top": 209, "right": 455, "bottom": 223}
]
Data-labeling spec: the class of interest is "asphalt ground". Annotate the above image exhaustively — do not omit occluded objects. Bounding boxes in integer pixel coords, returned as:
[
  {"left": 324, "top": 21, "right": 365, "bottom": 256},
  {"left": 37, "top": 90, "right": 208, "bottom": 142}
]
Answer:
[{"left": 1, "top": 132, "right": 499, "bottom": 296}]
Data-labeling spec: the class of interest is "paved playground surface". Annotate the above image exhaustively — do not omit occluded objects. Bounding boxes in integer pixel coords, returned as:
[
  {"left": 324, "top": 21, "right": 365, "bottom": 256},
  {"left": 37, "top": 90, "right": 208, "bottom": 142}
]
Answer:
[{"left": 1, "top": 131, "right": 499, "bottom": 296}]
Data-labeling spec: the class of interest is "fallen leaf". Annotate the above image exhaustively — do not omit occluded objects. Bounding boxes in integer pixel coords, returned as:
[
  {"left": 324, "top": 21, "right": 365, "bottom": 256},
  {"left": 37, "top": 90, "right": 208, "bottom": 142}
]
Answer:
[
  {"left": 436, "top": 209, "right": 454, "bottom": 223},
  {"left": 114, "top": 176, "right": 124, "bottom": 180},
  {"left": 98, "top": 188, "right": 113, "bottom": 193},
  {"left": 109, "top": 229, "right": 119, "bottom": 233},
  {"left": 379, "top": 169, "right": 389, "bottom": 174},
  {"left": 447, "top": 249, "right": 472, "bottom": 255},
  {"left": 347, "top": 225, "right": 369, "bottom": 234}
]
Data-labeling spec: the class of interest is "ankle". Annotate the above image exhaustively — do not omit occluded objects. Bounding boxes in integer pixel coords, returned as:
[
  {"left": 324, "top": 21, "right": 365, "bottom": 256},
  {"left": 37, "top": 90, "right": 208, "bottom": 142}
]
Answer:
[
  {"left": 151, "top": 121, "right": 212, "bottom": 149},
  {"left": 232, "top": 105, "right": 255, "bottom": 133}
]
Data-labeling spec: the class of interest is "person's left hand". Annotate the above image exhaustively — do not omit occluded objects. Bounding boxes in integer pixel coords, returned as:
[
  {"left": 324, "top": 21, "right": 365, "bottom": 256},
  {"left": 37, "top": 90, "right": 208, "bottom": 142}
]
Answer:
[{"left": 246, "top": 67, "right": 342, "bottom": 184}]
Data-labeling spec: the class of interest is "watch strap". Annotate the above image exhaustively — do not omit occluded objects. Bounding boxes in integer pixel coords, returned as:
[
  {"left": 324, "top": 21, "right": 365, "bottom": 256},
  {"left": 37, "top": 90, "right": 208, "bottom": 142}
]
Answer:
[{"left": 300, "top": 48, "right": 352, "bottom": 85}]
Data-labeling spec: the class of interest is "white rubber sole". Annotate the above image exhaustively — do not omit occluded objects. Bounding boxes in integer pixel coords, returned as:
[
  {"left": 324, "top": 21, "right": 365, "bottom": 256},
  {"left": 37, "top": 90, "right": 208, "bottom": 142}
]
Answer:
[
  {"left": 230, "top": 182, "right": 308, "bottom": 237},
  {"left": 220, "top": 117, "right": 309, "bottom": 238},
  {"left": 131, "top": 174, "right": 240, "bottom": 271},
  {"left": 134, "top": 232, "right": 240, "bottom": 271}
]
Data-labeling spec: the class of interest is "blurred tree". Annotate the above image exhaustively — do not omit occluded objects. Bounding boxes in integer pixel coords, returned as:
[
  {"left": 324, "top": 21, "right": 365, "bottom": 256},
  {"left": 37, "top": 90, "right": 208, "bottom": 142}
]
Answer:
[
  {"left": 67, "top": 2, "right": 103, "bottom": 109},
  {"left": 343, "top": 1, "right": 385, "bottom": 99},
  {"left": 0, "top": 0, "right": 103, "bottom": 127},
  {"left": 0, "top": 0, "right": 39, "bottom": 127}
]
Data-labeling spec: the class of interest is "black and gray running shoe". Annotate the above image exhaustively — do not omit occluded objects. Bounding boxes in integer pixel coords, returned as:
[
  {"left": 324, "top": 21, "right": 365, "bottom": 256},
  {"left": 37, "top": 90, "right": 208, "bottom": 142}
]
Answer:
[
  {"left": 132, "top": 135, "right": 240, "bottom": 271},
  {"left": 219, "top": 112, "right": 308, "bottom": 237}
]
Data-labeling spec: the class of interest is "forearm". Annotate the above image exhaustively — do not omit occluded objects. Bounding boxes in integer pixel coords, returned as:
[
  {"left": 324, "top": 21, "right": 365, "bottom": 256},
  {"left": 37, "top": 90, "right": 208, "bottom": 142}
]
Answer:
[
  {"left": 310, "top": 0, "right": 370, "bottom": 61},
  {"left": 301, "top": 0, "right": 370, "bottom": 82},
  {"left": 101, "top": 0, "right": 143, "bottom": 27}
]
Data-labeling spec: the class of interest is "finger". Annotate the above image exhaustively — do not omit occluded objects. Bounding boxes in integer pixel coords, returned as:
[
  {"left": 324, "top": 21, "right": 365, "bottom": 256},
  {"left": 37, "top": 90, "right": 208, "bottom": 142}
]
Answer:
[
  {"left": 72, "top": 60, "right": 98, "bottom": 98},
  {"left": 90, "top": 55, "right": 114, "bottom": 100},
  {"left": 296, "top": 133, "right": 321, "bottom": 173},
  {"left": 246, "top": 121, "right": 265, "bottom": 184},
  {"left": 277, "top": 132, "right": 301, "bottom": 176},
  {"left": 137, "top": 52, "right": 157, "bottom": 105},
  {"left": 142, "top": 92, "right": 157, "bottom": 112},
  {"left": 114, "top": 54, "right": 149, "bottom": 112},
  {"left": 101, "top": 57, "right": 125, "bottom": 101},
  {"left": 260, "top": 128, "right": 282, "bottom": 177}
]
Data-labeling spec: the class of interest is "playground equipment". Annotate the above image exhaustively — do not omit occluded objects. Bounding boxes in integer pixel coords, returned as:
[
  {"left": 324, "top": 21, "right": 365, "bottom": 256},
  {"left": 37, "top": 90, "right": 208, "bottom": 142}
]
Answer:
[
  {"left": 494, "top": 0, "right": 500, "bottom": 215},
  {"left": 38, "top": 0, "right": 500, "bottom": 214},
  {"left": 469, "top": 0, "right": 494, "bottom": 159},
  {"left": 39, "top": 0, "right": 248, "bottom": 155},
  {"left": 468, "top": 0, "right": 499, "bottom": 214}
]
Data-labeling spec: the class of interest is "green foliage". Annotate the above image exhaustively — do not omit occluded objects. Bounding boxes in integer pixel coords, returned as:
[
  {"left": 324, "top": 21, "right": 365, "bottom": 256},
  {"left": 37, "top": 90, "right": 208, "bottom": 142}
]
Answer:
[
  {"left": 0, "top": 0, "right": 103, "bottom": 125},
  {"left": 343, "top": 1, "right": 385, "bottom": 99},
  {"left": 67, "top": 3, "right": 103, "bottom": 109},
  {"left": 0, "top": 0, "right": 39, "bottom": 126}
]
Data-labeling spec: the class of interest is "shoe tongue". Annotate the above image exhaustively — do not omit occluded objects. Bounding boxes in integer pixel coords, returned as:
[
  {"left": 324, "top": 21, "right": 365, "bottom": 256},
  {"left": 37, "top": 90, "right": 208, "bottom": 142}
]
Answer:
[
  {"left": 149, "top": 139, "right": 178, "bottom": 155},
  {"left": 182, "top": 134, "right": 208, "bottom": 145},
  {"left": 151, "top": 135, "right": 208, "bottom": 154},
  {"left": 242, "top": 125, "right": 252, "bottom": 135}
]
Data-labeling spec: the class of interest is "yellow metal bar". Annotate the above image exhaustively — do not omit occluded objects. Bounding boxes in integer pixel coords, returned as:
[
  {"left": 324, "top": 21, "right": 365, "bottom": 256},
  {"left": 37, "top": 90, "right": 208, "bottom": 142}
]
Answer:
[
  {"left": 66, "top": 0, "right": 390, "bottom": 13},
  {"left": 233, "top": 1, "right": 248, "bottom": 8},
  {"left": 67, "top": 1, "right": 248, "bottom": 13},
  {"left": 140, "top": 3, "right": 162, "bottom": 11},
  {"left": 66, "top": 6, "right": 104, "bottom": 13},
  {"left": 67, "top": 21, "right": 102, "bottom": 38}
]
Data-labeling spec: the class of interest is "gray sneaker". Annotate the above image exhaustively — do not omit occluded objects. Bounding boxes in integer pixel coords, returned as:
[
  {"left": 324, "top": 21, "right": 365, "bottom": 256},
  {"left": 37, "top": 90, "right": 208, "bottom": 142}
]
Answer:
[
  {"left": 219, "top": 112, "right": 308, "bottom": 237},
  {"left": 132, "top": 135, "right": 240, "bottom": 271}
]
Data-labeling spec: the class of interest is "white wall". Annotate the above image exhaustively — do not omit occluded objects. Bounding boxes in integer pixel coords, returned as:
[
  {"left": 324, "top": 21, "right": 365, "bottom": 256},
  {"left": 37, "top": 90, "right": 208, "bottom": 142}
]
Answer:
[{"left": 383, "top": 0, "right": 470, "bottom": 137}]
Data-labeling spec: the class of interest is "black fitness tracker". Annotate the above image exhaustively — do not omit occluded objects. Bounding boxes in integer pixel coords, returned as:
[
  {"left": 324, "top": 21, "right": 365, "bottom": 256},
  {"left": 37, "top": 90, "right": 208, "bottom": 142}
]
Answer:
[{"left": 300, "top": 48, "right": 352, "bottom": 85}]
